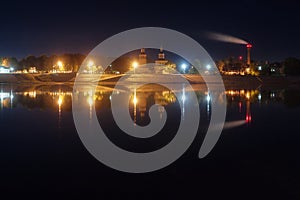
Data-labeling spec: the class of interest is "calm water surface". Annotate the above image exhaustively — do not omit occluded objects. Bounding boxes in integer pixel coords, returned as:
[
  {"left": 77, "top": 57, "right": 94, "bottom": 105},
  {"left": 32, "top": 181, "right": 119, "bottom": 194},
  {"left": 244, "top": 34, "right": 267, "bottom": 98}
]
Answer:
[{"left": 1, "top": 83, "right": 300, "bottom": 199}]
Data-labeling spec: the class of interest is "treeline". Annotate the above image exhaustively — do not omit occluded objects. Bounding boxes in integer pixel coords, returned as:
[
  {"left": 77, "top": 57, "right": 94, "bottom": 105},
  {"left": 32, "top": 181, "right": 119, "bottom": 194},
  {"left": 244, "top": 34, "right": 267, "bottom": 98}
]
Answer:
[
  {"left": 1, "top": 54, "right": 300, "bottom": 75},
  {"left": 1, "top": 54, "right": 86, "bottom": 72},
  {"left": 216, "top": 57, "right": 300, "bottom": 76},
  {"left": 283, "top": 57, "right": 300, "bottom": 75}
]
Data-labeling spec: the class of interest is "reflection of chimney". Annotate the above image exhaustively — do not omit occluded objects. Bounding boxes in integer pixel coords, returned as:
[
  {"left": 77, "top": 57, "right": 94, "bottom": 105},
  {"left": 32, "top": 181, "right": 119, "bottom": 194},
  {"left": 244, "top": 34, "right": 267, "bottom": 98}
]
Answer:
[
  {"left": 246, "top": 99, "right": 252, "bottom": 123},
  {"left": 246, "top": 44, "right": 252, "bottom": 65}
]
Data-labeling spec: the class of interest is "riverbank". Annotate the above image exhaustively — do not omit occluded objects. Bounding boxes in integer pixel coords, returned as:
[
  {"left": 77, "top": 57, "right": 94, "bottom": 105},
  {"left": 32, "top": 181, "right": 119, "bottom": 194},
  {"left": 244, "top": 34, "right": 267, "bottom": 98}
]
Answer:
[{"left": 1, "top": 73, "right": 299, "bottom": 90}]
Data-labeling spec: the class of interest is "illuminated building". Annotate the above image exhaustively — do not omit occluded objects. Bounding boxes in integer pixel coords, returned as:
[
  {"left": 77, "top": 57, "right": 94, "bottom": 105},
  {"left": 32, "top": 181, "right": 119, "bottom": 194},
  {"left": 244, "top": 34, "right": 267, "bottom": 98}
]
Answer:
[
  {"left": 246, "top": 43, "right": 252, "bottom": 65},
  {"left": 0, "top": 66, "right": 10, "bottom": 73},
  {"left": 155, "top": 48, "right": 168, "bottom": 66},
  {"left": 138, "top": 48, "right": 147, "bottom": 65}
]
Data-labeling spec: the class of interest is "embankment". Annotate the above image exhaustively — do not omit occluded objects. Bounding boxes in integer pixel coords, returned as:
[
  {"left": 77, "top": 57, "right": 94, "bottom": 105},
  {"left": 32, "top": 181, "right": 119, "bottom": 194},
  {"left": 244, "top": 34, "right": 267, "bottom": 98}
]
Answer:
[{"left": 1, "top": 73, "right": 299, "bottom": 90}]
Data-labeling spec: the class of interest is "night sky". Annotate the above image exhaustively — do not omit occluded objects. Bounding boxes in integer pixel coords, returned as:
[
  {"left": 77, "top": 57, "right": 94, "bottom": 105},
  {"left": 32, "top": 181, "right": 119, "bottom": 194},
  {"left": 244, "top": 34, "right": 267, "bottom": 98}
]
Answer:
[{"left": 1, "top": 0, "right": 299, "bottom": 62}]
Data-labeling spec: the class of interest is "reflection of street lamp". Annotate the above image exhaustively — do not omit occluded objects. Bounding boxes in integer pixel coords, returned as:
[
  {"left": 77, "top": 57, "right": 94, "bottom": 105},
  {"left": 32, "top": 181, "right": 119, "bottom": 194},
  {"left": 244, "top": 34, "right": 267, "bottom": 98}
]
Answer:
[
  {"left": 133, "top": 92, "right": 138, "bottom": 105},
  {"left": 87, "top": 95, "right": 94, "bottom": 120},
  {"left": 58, "top": 95, "right": 63, "bottom": 106},
  {"left": 133, "top": 88, "right": 138, "bottom": 125},
  {"left": 57, "top": 94, "right": 63, "bottom": 127},
  {"left": 206, "top": 92, "right": 211, "bottom": 117}
]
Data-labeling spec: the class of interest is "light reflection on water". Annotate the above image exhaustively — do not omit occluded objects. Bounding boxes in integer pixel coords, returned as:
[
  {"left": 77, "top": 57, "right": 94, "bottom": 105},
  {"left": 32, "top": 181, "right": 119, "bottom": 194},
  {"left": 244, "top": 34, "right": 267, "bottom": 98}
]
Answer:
[
  {"left": 1, "top": 83, "right": 300, "bottom": 198},
  {"left": 0, "top": 84, "right": 296, "bottom": 127},
  {"left": 1, "top": 83, "right": 300, "bottom": 142}
]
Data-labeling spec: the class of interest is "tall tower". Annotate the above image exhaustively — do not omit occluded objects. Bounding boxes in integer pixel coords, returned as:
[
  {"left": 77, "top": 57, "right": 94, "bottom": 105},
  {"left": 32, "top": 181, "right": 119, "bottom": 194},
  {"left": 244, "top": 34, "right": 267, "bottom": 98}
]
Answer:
[
  {"left": 246, "top": 44, "right": 252, "bottom": 65},
  {"left": 139, "top": 48, "right": 147, "bottom": 65},
  {"left": 155, "top": 48, "right": 168, "bottom": 65}
]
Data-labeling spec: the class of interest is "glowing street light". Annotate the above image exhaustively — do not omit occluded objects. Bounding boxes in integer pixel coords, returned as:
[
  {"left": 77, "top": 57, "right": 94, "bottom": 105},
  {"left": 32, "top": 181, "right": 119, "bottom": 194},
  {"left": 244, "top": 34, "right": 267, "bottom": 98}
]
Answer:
[
  {"left": 206, "top": 64, "right": 211, "bottom": 70},
  {"left": 206, "top": 93, "right": 211, "bottom": 102},
  {"left": 87, "top": 96, "right": 94, "bottom": 106},
  {"left": 57, "top": 61, "right": 63, "bottom": 68},
  {"left": 132, "top": 61, "right": 138, "bottom": 73},
  {"left": 57, "top": 61, "right": 64, "bottom": 72},
  {"left": 132, "top": 61, "right": 138, "bottom": 69},
  {"left": 87, "top": 60, "right": 94, "bottom": 73},
  {"left": 87, "top": 60, "right": 94, "bottom": 67},
  {"left": 246, "top": 67, "right": 250, "bottom": 74},
  {"left": 57, "top": 95, "right": 63, "bottom": 106},
  {"left": 57, "top": 94, "right": 64, "bottom": 127},
  {"left": 258, "top": 93, "right": 262, "bottom": 101},
  {"left": 181, "top": 63, "right": 187, "bottom": 73},
  {"left": 133, "top": 95, "right": 138, "bottom": 105}
]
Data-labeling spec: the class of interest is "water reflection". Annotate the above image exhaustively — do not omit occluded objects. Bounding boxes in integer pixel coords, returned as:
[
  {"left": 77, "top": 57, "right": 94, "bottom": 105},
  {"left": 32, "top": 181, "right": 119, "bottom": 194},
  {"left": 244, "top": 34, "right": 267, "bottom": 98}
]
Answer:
[
  {"left": 0, "top": 91, "right": 13, "bottom": 109},
  {"left": 133, "top": 87, "right": 137, "bottom": 124},
  {"left": 206, "top": 92, "right": 211, "bottom": 119},
  {"left": 1, "top": 84, "right": 300, "bottom": 129},
  {"left": 181, "top": 85, "right": 186, "bottom": 119}
]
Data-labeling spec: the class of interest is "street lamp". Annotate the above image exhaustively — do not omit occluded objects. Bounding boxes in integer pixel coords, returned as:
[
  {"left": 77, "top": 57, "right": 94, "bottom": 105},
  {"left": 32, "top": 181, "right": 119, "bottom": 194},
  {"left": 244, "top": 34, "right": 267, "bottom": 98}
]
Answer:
[
  {"left": 87, "top": 60, "right": 94, "bottom": 74},
  {"left": 181, "top": 63, "right": 187, "bottom": 73},
  {"left": 132, "top": 61, "right": 138, "bottom": 73},
  {"left": 87, "top": 60, "right": 94, "bottom": 67},
  {"left": 57, "top": 61, "right": 63, "bottom": 72},
  {"left": 57, "top": 61, "right": 63, "bottom": 68}
]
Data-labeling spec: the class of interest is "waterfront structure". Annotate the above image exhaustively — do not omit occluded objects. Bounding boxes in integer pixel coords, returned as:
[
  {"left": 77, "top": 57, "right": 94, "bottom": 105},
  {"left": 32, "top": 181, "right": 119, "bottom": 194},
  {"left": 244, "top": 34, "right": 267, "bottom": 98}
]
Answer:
[
  {"left": 246, "top": 43, "right": 252, "bottom": 65},
  {"left": 0, "top": 66, "right": 10, "bottom": 73},
  {"left": 138, "top": 48, "right": 147, "bottom": 65},
  {"left": 155, "top": 48, "right": 168, "bottom": 66}
]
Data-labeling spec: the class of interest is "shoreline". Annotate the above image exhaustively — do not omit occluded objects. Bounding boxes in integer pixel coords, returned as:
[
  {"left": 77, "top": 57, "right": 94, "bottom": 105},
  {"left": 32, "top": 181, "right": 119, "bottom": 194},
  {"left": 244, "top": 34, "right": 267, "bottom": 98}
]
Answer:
[{"left": 1, "top": 73, "right": 300, "bottom": 90}]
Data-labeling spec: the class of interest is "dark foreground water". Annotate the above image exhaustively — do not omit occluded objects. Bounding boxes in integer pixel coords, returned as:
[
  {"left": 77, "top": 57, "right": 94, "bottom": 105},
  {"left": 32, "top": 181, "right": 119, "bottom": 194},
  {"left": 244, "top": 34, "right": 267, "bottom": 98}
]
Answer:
[{"left": 1, "top": 83, "right": 300, "bottom": 199}]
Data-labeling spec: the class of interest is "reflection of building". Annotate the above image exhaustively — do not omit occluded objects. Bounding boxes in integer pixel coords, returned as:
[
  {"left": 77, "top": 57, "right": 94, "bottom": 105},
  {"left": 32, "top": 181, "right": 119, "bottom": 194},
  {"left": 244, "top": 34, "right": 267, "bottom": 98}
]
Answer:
[
  {"left": 0, "top": 91, "right": 13, "bottom": 108},
  {"left": 225, "top": 90, "right": 254, "bottom": 123},
  {"left": 245, "top": 100, "right": 251, "bottom": 123},
  {"left": 130, "top": 90, "right": 176, "bottom": 120}
]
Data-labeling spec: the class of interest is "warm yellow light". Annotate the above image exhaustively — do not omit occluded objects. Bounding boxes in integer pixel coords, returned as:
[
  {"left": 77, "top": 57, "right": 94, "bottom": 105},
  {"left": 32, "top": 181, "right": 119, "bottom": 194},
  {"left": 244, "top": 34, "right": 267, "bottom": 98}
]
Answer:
[
  {"left": 246, "top": 92, "right": 250, "bottom": 100},
  {"left": 133, "top": 96, "right": 138, "bottom": 104},
  {"left": 87, "top": 60, "right": 94, "bottom": 67},
  {"left": 29, "top": 91, "right": 36, "bottom": 98},
  {"left": 58, "top": 95, "right": 63, "bottom": 106},
  {"left": 87, "top": 96, "right": 94, "bottom": 106},
  {"left": 57, "top": 61, "right": 63, "bottom": 68},
  {"left": 132, "top": 61, "right": 138, "bottom": 69}
]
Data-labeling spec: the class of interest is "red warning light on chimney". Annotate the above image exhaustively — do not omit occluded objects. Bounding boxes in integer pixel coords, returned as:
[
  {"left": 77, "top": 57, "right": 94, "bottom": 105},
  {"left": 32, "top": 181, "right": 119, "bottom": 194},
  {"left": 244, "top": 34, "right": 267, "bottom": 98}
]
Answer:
[{"left": 246, "top": 44, "right": 252, "bottom": 48}]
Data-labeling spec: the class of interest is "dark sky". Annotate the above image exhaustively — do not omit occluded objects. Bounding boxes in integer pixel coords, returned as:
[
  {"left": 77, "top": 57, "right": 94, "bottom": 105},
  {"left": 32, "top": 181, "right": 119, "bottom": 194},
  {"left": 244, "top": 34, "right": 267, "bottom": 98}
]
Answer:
[{"left": 1, "top": 0, "right": 299, "bottom": 61}]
